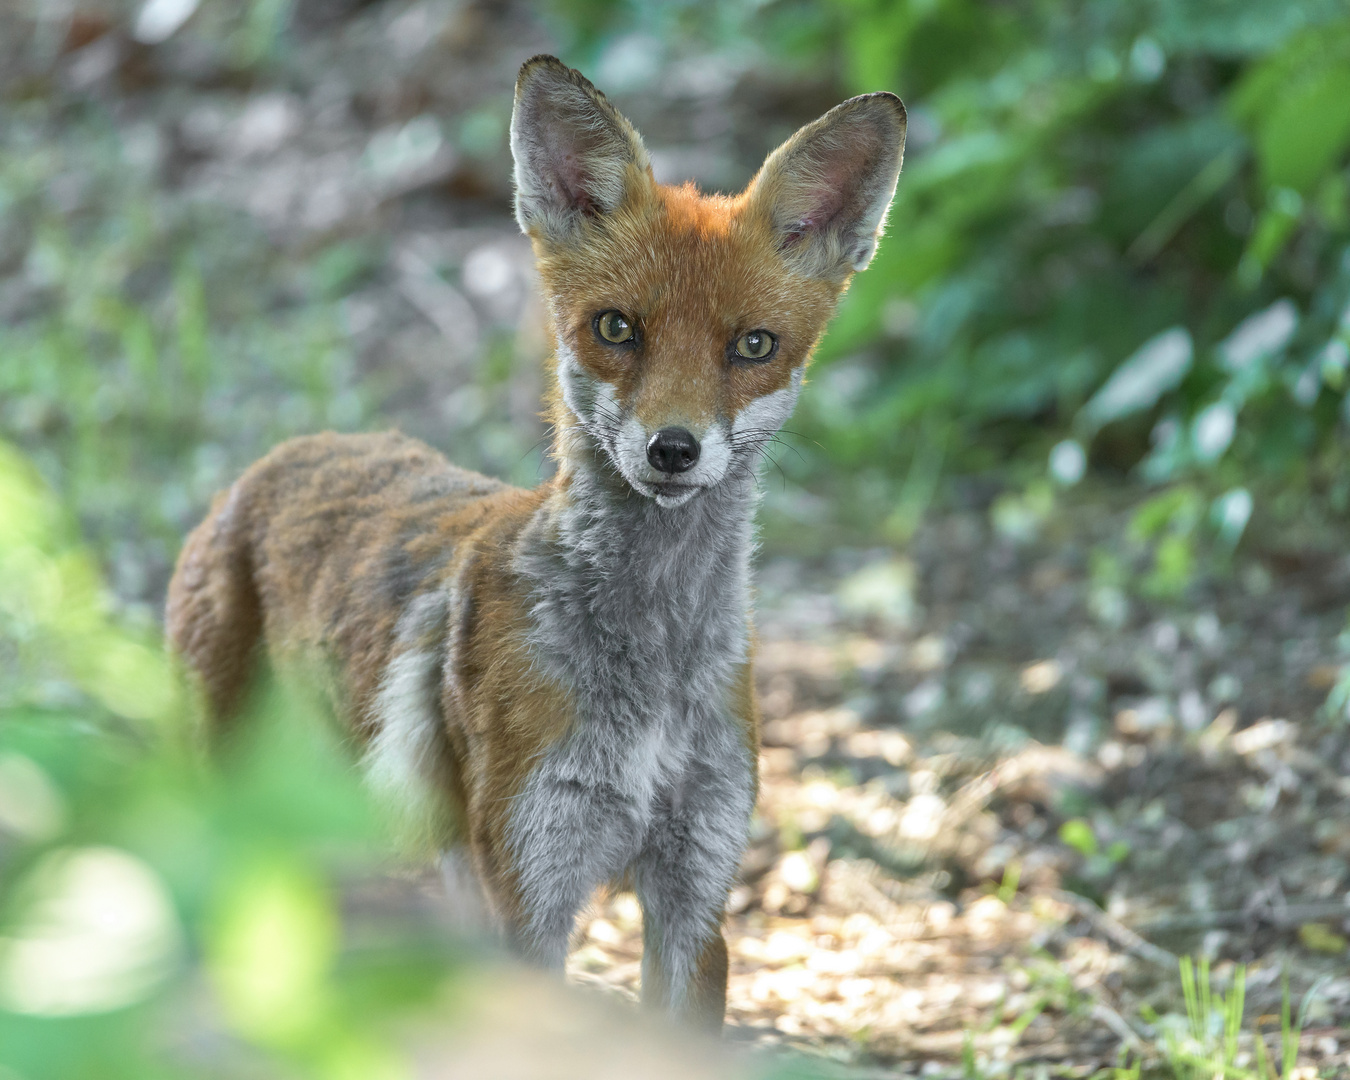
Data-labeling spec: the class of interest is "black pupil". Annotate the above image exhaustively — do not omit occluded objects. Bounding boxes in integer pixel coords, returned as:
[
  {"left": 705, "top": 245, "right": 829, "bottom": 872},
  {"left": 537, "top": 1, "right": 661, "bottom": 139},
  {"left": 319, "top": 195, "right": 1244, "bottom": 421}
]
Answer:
[
  {"left": 607, "top": 314, "right": 627, "bottom": 338},
  {"left": 746, "top": 333, "right": 762, "bottom": 354}
]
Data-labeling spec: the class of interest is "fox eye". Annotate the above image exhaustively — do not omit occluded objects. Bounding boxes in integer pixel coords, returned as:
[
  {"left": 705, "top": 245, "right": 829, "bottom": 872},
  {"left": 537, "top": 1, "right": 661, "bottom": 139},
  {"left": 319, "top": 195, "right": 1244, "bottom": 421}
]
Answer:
[
  {"left": 733, "top": 330, "right": 776, "bottom": 361},
  {"left": 595, "top": 310, "right": 635, "bottom": 345}
]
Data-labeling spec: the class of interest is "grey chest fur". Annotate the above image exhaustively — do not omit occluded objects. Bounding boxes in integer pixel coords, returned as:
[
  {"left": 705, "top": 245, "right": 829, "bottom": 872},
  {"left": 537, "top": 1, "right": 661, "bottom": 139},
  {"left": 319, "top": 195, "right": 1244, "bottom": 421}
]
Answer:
[{"left": 505, "top": 467, "right": 759, "bottom": 962}]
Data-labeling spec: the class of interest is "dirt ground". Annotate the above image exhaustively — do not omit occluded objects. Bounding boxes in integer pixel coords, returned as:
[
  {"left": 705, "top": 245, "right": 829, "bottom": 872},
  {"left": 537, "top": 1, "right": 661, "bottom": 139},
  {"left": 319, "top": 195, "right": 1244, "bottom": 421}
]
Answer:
[{"left": 4, "top": 3, "right": 1349, "bottom": 1075}]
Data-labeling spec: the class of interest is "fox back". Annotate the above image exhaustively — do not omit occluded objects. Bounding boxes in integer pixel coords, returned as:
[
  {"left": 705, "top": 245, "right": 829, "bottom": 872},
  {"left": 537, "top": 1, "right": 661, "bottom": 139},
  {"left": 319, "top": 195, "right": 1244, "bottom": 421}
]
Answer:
[{"left": 166, "top": 56, "right": 905, "bottom": 1031}]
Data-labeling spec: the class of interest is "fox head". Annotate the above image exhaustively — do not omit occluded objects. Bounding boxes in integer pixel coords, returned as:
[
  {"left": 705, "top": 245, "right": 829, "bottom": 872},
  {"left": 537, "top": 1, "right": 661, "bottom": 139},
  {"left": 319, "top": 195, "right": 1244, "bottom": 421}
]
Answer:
[{"left": 510, "top": 56, "right": 905, "bottom": 509}]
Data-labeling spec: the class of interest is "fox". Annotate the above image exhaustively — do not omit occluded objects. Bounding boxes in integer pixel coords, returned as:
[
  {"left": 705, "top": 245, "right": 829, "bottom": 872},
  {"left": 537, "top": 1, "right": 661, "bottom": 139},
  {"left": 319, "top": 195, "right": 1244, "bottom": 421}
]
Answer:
[{"left": 166, "top": 55, "right": 905, "bottom": 1030}]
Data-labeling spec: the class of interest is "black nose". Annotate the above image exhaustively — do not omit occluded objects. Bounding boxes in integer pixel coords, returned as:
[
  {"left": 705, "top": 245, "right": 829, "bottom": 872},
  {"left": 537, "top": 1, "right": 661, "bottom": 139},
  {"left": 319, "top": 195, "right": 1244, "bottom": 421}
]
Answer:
[{"left": 646, "top": 428, "right": 700, "bottom": 474}]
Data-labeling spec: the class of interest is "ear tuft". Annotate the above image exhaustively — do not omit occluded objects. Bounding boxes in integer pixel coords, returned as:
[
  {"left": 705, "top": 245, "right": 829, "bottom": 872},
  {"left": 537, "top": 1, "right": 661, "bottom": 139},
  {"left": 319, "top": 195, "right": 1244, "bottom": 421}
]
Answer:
[
  {"left": 748, "top": 92, "right": 906, "bottom": 280},
  {"left": 510, "top": 55, "right": 652, "bottom": 244}
]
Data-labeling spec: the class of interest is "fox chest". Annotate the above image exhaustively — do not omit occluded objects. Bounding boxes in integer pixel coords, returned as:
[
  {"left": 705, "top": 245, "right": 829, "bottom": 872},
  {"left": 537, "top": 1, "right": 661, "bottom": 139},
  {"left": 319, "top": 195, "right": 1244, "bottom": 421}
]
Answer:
[
  {"left": 498, "top": 496, "right": 759, "bottom": 891},
  {"left": 507, "top": 656, "right": 755, "bottom": 881}
]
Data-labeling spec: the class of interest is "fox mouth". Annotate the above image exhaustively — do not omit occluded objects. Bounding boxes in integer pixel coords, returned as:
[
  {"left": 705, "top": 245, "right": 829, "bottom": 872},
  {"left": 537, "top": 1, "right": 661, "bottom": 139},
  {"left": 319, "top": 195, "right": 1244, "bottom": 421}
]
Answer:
[{"left": 637, "top": 479, "right": 703, "bottom": 507}]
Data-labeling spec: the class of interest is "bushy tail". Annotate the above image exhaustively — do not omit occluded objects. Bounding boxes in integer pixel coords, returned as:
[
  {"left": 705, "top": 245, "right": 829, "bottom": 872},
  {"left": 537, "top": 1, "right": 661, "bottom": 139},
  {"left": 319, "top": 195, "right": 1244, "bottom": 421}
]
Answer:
[{"left": 165, "top": 486, "right": 263, "bottom": 743}]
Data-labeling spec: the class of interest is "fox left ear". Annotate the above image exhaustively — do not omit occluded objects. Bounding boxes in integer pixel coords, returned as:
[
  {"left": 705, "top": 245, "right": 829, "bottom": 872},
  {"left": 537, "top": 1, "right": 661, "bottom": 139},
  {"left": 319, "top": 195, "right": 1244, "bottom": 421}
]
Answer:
[
  {"left": 747, "top": 93, "right": 906, "bottom": 281},
  {"left": 510, "top": 55, "right": 653, "bottom": 245}
]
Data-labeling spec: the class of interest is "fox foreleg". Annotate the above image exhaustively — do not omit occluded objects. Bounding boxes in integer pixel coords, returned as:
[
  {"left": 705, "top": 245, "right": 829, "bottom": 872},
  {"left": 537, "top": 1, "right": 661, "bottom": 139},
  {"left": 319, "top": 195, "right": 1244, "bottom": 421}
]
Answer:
[
  {"left": 633, "top": 725, "right": 754, "bottom": 1030},
  {"left": 507, "top": 763, "right": 646, "bottom": 966}
]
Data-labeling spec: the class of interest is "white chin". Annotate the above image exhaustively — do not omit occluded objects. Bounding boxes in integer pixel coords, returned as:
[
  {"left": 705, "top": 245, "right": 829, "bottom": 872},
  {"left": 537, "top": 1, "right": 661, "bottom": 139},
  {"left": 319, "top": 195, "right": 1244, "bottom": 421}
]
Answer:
[{"left": 651, "top": 485, "right": 702, "bottom": 509}]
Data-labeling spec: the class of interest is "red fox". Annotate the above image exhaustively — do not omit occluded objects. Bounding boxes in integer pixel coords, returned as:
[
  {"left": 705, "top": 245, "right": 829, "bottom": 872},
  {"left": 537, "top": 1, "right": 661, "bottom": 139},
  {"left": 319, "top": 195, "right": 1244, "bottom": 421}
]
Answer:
[{"left": 166, "top": 55, "right": 904, "bottom": 1030}]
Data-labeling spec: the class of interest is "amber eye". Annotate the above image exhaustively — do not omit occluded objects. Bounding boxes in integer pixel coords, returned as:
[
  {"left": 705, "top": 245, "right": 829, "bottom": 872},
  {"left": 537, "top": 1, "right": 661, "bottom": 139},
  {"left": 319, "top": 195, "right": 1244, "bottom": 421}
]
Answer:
[
  {"left": 734, "top": 330, "right": 776, "bottom": 361},
  {"left": 595, "top": 310, "right": 635, "bottom": 344}
]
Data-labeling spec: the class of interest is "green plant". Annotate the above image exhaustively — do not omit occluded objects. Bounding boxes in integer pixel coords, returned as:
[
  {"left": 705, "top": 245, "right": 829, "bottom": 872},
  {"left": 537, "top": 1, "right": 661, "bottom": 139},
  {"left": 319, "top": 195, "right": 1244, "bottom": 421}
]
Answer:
[
  {"left": 1170, "top": 956, "right": 1246, "bottom": 1080},
  {"left": 1153, "top": 958, "right": 1312, "bottom": 1080},
  {"left": 1319, "top": 619, "right": 1350, "bottom": 725},
  {"left": 995, "top": 859, "right": 1022, "bottom": 905},
  {"left": 1059, "top": 818, "right": 1130, "bottom": 880}
]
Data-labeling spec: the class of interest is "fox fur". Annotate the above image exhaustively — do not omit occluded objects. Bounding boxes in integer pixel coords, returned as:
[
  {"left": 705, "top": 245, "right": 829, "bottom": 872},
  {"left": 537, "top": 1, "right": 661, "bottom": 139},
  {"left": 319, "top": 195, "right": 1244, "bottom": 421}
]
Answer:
[{"left": 166, "top": 56, "right": 905, "bottom": 1030}]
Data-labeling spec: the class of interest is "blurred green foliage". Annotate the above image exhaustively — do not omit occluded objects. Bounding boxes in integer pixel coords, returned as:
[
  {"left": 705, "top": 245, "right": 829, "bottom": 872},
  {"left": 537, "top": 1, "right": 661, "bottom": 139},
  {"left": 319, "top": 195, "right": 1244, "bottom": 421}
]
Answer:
[
  {"left": 0, "top": 108, "right": 361, "bottom": 616},
  {"left": 0, "top": 442, "right": 468, "bottom": 1078},
  {"left": 820, "top": 0, "right": 1350, "bottom": 494}
]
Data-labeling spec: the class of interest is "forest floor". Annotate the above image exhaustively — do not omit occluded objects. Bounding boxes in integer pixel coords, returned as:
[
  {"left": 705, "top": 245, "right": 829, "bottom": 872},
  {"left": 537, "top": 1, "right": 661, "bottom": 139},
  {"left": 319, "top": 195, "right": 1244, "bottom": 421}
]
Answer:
[{"left": 3, "top": 3, "right": 1349, "bottom": 1076}]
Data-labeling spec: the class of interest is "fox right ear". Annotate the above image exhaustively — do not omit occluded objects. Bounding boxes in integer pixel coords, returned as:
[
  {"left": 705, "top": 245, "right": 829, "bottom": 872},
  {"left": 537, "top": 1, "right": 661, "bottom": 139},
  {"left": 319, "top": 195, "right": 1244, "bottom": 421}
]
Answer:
[
  {"left": 747, "top": 93, "right": 906, "bottom": 282},
  {"left": 510, "top": 55, "right": 653, "bottom": 244}
]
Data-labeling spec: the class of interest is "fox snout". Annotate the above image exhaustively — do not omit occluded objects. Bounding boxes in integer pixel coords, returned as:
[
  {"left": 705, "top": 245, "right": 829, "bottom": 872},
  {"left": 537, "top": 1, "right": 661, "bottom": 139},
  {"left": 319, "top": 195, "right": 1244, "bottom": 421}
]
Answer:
[
  {"left": 557, "top": 339, "right": 809, "bottom": 508},
  {"left": 610, "top": 411, "right": 734, "bottom": 508}
]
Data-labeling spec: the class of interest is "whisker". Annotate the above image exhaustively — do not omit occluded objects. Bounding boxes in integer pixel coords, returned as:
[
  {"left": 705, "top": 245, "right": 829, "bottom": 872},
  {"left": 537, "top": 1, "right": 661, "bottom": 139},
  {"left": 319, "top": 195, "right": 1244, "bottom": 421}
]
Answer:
[
  {"left": 769, "top": 435, "right": 806, "bottom": 467},
  {"left": 732, "top": 428, "right": 807, "bottom": 465},
  {"left": 519, "top": 434, "right": 552, "bottom": 463},
  {"left": 774, "top": 427, "right": 826, "bottom": 453}
]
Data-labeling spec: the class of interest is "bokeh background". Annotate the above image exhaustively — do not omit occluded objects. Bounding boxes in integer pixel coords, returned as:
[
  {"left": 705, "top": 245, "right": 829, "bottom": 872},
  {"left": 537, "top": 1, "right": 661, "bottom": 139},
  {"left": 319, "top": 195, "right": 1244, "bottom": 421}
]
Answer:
[{"left": 2, "top": 0, "right": 1350, "bottom": 1076}]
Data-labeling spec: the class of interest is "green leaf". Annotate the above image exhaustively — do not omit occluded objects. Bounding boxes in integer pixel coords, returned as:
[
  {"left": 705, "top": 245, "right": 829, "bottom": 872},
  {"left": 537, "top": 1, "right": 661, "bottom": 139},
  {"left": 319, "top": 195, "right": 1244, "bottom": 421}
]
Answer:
[
  {"left": 1231, "top": 20, "right": 1350, "bottom": 192},
  {"left": 1298, "top": 922, "right": 1349, "bottom": 954},
  {"left": 1078, "top": 328, "right": 1193, "bottom": 434},
  {"left": 1145, "top": 532, "right": 1196, "bottom": 597},
  {"left": 1058, "top": 818, "right": 1098, "bottom": 857}
]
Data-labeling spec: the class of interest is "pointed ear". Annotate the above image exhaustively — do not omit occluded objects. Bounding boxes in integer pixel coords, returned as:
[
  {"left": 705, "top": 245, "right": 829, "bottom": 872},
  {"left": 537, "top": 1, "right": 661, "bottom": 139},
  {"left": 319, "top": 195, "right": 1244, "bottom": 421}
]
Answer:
[
  {"left": 746, "top": 93, "right": 906, "bottom": 281},
  {"left": 510, "top": 55, "right": 653, "bottom": 244}
]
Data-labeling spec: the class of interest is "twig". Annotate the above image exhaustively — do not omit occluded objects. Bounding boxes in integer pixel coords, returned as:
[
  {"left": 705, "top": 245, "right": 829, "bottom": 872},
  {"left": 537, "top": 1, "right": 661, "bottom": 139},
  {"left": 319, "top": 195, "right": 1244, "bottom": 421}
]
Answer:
[
  {"left": 1135, "top": 900, "right": 1350, "bottom": 935},
  {"left": 1051, "top": 889, "right": 1178, "bottom": 969},
  {"left": 1091, "top": 998, "right": 1148, "bottom": 1051}
]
